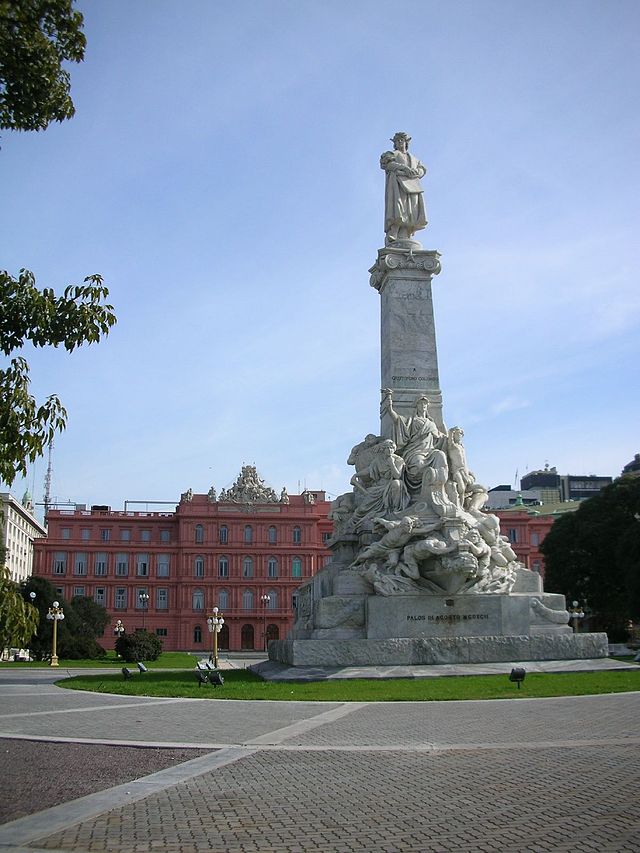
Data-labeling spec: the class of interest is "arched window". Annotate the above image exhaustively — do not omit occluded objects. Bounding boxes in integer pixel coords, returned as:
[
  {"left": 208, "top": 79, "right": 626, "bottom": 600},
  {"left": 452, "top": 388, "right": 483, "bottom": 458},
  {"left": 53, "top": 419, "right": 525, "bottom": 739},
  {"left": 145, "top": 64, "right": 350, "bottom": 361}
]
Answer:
[
  {"left": 218, "top": 556, "right": 229, "bottom": 578},
  {"left": 268, "top": 590, "right": 278, "bottom": 610},
  {"left": 192, "top": 589, "right": 204, "bottom": 610},
  {"left": 218, "top": 589, "right": 229, "bottom": 610},
  {"left": 244, "top": 525, "right": 253, "bottom": 544},
  {"left": 292, "top": 557, "right": 302, "bottom": 578},
  {"left": 242, "top": 556, "right": 254, "bottom": 578},
  {"left": 194, "top": 556, "right": 204, "bottom": 577},
  {"left": 219, "top": 525, "right": 228, "bottom": 544},
  {"left": 242, "top": 589, "right": 254, "bottom": 610},
  {"left": 193, "top": 625, "right": 202, "bottom": 644},
  {"left": 268, "top": 525, "right": 277, "bottom": 544},
  {"left": 241, "top": 624, "right": 254, "bottom": 650},
  {"left": 267, "top": 556, "right": 278, "bottom": 578},
  {"left": 266, "top": 624, "right": 279, "bottom": 643},
  {"left": 219, "top": 623, "right": 230, "bottom": 650},
  {"left": 195, "top": 524, "right": 204, "bottom": 544},
  {"left": 292, "top": 526, "right": 301, "bottom": 544}
]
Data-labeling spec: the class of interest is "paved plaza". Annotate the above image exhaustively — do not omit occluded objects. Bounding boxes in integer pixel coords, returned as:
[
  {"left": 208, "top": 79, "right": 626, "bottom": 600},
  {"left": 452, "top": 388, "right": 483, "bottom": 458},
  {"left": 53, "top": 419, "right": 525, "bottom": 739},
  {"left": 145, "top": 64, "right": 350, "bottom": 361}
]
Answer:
[{"left": 0, "top": 669, "right": 638, "bottom": 852}]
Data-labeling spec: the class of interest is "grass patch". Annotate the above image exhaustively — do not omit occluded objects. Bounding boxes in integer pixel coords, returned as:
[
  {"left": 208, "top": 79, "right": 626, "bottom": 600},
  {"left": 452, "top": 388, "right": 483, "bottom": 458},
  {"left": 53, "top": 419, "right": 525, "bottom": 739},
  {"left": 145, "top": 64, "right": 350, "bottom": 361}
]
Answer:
[
  {"left": 0, "top": 652, "right": 196, "bottom": 669},
  {"left": 57, "top": 666, "right": 640, "bottom": 702}
]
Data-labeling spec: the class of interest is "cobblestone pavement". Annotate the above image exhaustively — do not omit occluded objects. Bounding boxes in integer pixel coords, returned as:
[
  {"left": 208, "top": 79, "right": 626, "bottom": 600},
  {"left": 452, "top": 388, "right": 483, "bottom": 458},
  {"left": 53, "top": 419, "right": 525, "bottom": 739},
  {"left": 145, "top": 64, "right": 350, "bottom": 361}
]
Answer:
[{"left": 0, "top": 672, "right": 639, "bottom": 852}]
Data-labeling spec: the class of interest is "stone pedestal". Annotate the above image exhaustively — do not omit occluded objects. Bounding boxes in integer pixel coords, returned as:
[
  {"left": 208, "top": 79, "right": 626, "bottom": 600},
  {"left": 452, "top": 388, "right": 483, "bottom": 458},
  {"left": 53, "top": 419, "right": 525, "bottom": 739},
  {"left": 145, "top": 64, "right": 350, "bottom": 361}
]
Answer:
[{"left": 369, "top": 248, "right": 443, "bottom": 433}]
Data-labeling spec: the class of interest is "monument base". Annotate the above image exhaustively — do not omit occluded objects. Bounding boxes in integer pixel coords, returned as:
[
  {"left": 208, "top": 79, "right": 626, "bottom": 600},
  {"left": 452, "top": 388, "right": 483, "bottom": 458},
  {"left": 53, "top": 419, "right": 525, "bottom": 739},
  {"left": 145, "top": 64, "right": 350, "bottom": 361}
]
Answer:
[{"left": 269, "top": 632, "right": 609, "bottom": 667}]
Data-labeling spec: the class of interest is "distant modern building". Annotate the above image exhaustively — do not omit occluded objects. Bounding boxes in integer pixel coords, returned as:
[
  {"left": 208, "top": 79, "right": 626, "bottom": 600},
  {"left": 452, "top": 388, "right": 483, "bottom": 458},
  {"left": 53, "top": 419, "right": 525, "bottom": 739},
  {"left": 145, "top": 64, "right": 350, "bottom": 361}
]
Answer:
[
  {"left": 520, "top": 464, "right": 612, "bottom": 502},
  {"left": 0, "top": 491, "right": 47, "bottom": 583},
  {"left": 485, "top": 486, "right": 541, "bottom": 511},
  {"left": 32, "top": 466, "right": 332, "bottom": 653}
]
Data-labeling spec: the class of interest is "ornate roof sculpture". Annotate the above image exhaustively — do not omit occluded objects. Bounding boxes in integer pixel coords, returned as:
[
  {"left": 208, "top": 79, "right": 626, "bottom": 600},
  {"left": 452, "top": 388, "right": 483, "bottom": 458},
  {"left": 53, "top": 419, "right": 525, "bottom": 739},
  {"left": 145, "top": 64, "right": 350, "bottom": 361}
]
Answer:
[{"left": 219, "top": 465, "right": 279, "bottom": 504}]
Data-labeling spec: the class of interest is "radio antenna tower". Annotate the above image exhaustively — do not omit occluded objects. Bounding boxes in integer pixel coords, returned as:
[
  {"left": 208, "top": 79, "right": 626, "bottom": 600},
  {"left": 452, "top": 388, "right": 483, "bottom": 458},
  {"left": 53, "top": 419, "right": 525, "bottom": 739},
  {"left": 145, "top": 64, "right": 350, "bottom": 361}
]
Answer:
[{"left": 43, "top": 439, "right": 54, "bottom": 518}]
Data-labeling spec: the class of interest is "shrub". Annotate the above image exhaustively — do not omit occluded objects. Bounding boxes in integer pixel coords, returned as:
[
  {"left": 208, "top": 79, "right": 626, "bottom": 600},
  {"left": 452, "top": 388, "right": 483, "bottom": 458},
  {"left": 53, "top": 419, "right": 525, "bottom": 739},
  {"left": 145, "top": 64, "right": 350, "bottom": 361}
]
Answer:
[{"left": 115, "top": 630, "right": 162, "bottom": 662}]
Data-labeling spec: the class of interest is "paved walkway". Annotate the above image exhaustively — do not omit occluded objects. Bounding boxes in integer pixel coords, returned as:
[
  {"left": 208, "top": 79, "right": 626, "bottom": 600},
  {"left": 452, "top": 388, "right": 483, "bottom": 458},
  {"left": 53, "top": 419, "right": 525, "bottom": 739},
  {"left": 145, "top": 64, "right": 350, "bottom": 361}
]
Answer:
[{"left": 0, "top": 669, "right": 639, "bottom": 852}]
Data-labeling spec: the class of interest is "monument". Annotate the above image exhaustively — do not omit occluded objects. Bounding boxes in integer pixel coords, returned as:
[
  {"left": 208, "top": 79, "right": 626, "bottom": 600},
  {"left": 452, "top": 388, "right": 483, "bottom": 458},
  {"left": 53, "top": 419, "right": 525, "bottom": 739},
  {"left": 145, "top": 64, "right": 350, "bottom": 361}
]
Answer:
[{"left": 269, "top": 133, "right": 608, "bottom": 668}]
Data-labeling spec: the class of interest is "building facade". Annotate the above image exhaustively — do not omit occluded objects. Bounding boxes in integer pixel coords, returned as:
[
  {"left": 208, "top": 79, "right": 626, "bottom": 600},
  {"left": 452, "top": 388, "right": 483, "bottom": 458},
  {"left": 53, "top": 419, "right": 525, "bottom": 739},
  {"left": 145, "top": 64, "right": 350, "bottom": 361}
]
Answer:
[
  {"left": 1, "top": 491, "right": 47, "bottom": 583},
  {"left": 32, "top": 467, "right": 332, "bottom": 653}
]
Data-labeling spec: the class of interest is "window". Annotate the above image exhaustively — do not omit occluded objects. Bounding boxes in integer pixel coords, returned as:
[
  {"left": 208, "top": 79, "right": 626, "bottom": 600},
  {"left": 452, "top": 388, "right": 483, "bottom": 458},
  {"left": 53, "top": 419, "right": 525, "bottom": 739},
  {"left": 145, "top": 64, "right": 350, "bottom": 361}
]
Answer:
[
  {"left": 266, "top": 624, "right": 279, "bottom": 643},
  {"left": 195, "top": 524, "right": 204, "bottom": 544},
  {"left": 219, "top": 525, "right": 228, "bottom": 544},
  {"left": 156, "top": 588, "right": 168, "bottom": 610},
  {"left": 114, "top": 587, "right": 127, "bottom": 609},
  {"left": 61, "top": 527, "right": 70, "bottom": 540},
  {"left": 81, "top": 528, "right": 90, "bottom": 541},
  {"left": 192, "top": 589, "right": 204, "bottom": 610},
  {"left": 100, "top": 528, "right": 110, "bottom": 542},
  {"left": 53, "top": 552, "right": 67, "bottom": 575},
  {"left": 94, "top": 553, "right": 107, "bottom": 576},
  {"left": 268, "top": 590, "right": 278, "bottom": 609},
  {"left": 218, "top": 556, "right": 229, "bottom": 578},
  {"left": 292, "top": 557, "right": 302, "bottom": 578},
  {"left": 160, "top": 529, "right": 170, "bottom": 543},
  {"left": 94, "top": 587, "right": 106, "bottom": 606},
  {"left": 508, "top": 528, "right": 518, "bottom": 544},
  {"left": 292, "top": 526, "right": 301, "bottom": 544},
  {"left": 74, "top": 553, "right": 87, "bottom": 575},
  {"left": 531, "top": 532, "right": 540, "bottom": 547},
  {"left": 120, "top": 529, "right": 131, "bottom": 542},
  {"left": 242, "top": 556, "right": 254, "bottom": 578},
  {"left": 242, "top": 589, "right": 254, "bottom": 610},
  {"left": 532, "top": 560, "right": 541, "bottom": 572},
  {"left": 136, "top": 553, "right": 149, "bottom": 576},
  {"left": 322, "top": 532, "right": 332, "bottom": 543},
  {"left": 194, "top": 556, "right": 205, "bottom": 577},
  {"left": 116, "top": 553, "right": 129, "bottom": 576},
  {"left": 267, "top": 556, "right": 278, "bottom": 578},
  {"left": 156, "top": 628, "right": 168, "bottom": 637},
  {"left": 193, "top": 625, "right": 202, "bottom": 644},
  {"left": 141, "top": 529, "right": 151, "bottom": 542},
  {"left": 157, "top": 554, "right": 170, "bottom": 577},
  {"left": 218, "top": 589, "right": 229, "bottom": 610},
  {"left": 268, "top": 526, "right": 277, "bottom": 544},
  {"left": 244, "top": 525, "right": 253, "bottom": 544},
  {"left": 241, "top": 624, "right": 254, "bottom": 650},
  {"left": 73, "top": 586, "right": 85, "bottom": 597}
]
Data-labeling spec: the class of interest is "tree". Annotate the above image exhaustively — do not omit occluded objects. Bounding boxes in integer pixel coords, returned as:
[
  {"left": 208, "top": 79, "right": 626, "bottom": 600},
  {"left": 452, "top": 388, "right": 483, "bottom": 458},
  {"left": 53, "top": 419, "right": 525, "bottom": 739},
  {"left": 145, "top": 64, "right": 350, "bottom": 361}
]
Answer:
[
  {"left": 0, "top": 0, "right": 86, "bottom": 132},
  {"left": 20, "top": 577, "right": 107, "bottom": 660},
  {"left": 541, "top": 476, "right": 640, "bottom": 641},
  {"left": 0, "top": 565, "right": 39, "bottom": 651},
  {"left": 1, "top": 2, "right": 115, "bottom": 485},
  {"left": 1, "top": 269, "right": 116, "bottom": 484}
]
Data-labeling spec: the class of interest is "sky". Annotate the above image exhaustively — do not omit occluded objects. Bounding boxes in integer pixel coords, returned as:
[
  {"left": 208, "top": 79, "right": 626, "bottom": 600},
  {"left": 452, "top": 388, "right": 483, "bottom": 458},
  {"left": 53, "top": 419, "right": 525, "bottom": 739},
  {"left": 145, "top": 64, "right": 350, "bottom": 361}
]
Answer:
[{"left": 2, "top": 0, "right": 639, "bottom": 518}]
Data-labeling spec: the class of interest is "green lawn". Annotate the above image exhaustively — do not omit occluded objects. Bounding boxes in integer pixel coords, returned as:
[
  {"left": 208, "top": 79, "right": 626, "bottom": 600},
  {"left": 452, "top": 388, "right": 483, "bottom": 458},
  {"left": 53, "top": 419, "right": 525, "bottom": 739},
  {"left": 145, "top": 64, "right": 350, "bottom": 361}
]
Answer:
[
  {"left": 0, "top": 652, "right": 195, "bottom": 669},
  {"left": 57, "top": 666, "right": 640, "bottom": 702}
]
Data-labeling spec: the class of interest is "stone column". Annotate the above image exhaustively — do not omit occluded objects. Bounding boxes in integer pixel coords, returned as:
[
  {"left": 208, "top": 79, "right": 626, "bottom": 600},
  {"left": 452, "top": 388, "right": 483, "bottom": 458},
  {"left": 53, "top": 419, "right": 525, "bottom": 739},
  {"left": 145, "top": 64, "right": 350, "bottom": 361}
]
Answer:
[{"left": 369, "top": 247, "right": 443, "bottom": 436}]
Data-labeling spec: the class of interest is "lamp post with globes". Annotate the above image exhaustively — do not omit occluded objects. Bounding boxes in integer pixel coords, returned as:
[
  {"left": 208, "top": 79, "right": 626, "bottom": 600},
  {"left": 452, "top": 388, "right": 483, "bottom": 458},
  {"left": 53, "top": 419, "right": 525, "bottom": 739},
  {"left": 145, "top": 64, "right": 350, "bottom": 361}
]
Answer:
[
  {"left": 114, "top": 619, "right": 125, "bottom": 638},
  {"left": 569, "top": 600, "right": 584, "bottom": 633},
  {"left": 207, "top": 607, "right": 225, "bottom": 668},
  {"left": 138, "top": 592, "right": 150, "bottom": 630},
  {"left": 260, "top": 594, "right": 271, "bottom": 652},
  {"left": 46, "top": 601, "right": 65, "bottom": 667}
]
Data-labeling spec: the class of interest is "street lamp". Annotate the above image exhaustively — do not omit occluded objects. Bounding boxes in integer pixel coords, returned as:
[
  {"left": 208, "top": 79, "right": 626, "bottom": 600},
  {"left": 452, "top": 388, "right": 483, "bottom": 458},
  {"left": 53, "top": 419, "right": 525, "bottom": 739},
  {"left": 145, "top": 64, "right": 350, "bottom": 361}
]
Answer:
[
  {"left": 114, "top": 619, "right": 125, "bottom": 638},
  {"left": 29, "top": 591, "right": 36, "bottom": 604},
  {"left": 138, "top": 592, "right": 150, "bottom": 630},
  {"left": 569, "top": 600, "right": 584, "bottom": 633},
  {"left": 207, "top": 607, "right": 225, "bottom": 668},
  {"left": 260, "top": 594, "right": 271, "bottom": 653},
  {"left": 45, "top": 601, "right": 65, "bottom": 667}
]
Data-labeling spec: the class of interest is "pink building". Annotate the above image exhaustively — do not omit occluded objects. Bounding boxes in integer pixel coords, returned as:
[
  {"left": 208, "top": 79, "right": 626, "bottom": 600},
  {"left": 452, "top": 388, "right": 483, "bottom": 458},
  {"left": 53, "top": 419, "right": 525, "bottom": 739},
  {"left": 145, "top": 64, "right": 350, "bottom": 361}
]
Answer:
[{"left": 33, "top": 467, "right": 332, "bottom": 653}]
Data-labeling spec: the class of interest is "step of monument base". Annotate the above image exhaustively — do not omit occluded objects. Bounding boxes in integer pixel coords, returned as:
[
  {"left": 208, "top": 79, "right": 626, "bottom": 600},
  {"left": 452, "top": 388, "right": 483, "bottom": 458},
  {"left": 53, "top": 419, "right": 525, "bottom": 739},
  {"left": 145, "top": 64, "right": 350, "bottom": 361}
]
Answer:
[{"left": 269, "top": 633, "right": 609, "bottom": 667}]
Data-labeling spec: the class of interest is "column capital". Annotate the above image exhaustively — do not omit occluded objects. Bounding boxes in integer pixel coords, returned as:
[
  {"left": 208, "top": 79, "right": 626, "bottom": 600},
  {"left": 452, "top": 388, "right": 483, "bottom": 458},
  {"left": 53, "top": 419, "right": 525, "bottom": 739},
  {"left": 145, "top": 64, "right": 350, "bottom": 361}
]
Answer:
[{"left": 369, "top": 248, "right": 441, "bottom": 292}]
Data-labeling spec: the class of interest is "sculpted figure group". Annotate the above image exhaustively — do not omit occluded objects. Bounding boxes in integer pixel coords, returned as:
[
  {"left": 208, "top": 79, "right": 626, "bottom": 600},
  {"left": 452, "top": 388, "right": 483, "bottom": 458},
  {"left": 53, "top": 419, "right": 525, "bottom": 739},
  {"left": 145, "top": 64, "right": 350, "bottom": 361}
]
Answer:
[{"left": 332, "top": 390, "right": 519, "bottom": 596}]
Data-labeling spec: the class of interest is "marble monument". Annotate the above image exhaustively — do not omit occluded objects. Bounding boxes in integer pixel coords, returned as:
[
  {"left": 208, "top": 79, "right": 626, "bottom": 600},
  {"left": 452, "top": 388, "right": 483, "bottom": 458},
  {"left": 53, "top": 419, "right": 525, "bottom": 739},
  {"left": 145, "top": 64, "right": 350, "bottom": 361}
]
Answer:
[{"left": 269, "top": 134, "right": 607, "bottom": 667}]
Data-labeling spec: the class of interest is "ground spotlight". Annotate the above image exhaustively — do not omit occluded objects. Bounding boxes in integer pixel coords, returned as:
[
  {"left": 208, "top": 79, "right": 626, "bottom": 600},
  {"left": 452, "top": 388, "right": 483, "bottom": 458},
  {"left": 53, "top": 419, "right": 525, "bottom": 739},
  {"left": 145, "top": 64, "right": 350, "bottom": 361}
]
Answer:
[
  {"left": 508, "top": 667, "right": 526, "bottom": 689},
  {"left": 137, "top": 662, "right": 148, "bottom": 673},
  {"left": 122, "top": 667, "right": 133, "bottom": 680}
]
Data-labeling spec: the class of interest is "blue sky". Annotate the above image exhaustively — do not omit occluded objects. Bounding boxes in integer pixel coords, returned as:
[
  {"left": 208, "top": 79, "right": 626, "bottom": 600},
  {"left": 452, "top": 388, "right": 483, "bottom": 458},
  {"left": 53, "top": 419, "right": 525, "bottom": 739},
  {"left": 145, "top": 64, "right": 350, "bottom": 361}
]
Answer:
[{"left": 2, "top": 0, "right": 639, "bottom": 515}]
